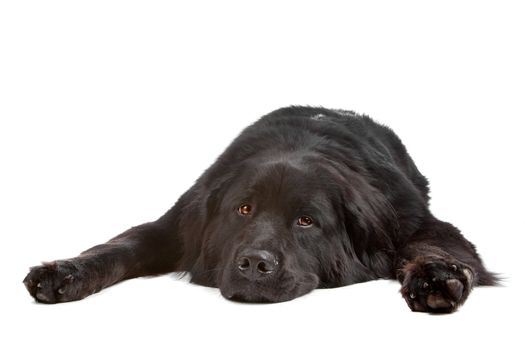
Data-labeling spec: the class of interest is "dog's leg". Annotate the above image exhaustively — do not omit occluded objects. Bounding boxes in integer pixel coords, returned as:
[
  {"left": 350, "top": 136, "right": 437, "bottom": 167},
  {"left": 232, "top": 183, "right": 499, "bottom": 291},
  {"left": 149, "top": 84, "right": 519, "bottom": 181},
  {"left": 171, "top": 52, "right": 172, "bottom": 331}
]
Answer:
[
  {"left": 395, "top": 218, "right": 497, "bottom": 313},
  {"left": 23, "top": 206, "right": 185, "bottom": 304}
]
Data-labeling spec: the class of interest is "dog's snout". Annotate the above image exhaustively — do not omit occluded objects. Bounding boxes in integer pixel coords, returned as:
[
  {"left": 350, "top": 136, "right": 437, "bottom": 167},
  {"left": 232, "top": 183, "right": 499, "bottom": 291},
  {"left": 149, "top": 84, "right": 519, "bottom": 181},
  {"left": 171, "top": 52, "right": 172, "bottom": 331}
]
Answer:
[{"left": 236, "top": 249, "right": 278, "bottom": 280}]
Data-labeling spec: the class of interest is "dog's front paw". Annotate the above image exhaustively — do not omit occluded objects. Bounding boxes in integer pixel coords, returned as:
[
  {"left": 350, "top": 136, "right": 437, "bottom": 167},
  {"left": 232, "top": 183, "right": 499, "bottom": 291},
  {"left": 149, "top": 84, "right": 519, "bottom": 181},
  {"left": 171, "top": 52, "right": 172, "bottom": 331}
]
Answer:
[
  {"left": 23, "top": 260, "right": 88, "bottom": 303},
  {"left": 400, "top": 257, "right": 474, "bottom": 313}
]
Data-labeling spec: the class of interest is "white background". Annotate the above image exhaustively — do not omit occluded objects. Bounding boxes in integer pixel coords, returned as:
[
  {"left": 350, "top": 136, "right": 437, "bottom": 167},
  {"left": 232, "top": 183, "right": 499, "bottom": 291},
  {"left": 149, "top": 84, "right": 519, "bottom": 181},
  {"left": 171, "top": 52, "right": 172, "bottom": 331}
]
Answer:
[{"left": 1, "top": 1, "right": 524, "bottom": 349}]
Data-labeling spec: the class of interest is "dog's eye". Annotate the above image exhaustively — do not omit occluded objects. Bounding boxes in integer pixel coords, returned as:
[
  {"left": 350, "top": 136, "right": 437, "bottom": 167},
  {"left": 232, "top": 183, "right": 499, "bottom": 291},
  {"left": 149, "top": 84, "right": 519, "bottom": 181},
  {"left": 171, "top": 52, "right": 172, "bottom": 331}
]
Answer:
[
  {"left": 238, "top": 204, "right": 252, "bottom": 216},
  {"left": 297, "top": 216, "right": 314, "bottom": 227}
]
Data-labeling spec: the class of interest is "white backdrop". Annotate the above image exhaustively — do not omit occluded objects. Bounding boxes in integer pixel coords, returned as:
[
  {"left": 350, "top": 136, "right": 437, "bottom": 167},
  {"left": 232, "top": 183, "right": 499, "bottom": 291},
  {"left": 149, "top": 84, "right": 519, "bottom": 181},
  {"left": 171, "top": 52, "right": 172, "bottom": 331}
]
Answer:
[{"left": 1, "top": 1, "right": 523, "bottom": 349}]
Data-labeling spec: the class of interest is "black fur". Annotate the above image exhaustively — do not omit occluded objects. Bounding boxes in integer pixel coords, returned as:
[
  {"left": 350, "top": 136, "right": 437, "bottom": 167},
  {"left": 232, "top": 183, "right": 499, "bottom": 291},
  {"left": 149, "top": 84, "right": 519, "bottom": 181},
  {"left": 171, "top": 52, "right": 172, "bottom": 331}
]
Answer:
[{"left": 23, "top": 106, "right": 497, "bottom": 312}]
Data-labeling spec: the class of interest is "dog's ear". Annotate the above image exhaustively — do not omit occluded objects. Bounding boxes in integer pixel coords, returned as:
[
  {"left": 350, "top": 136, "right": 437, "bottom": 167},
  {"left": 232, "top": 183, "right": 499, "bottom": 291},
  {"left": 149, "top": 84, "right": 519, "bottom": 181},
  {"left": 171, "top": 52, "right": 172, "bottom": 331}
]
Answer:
[
  {"left": 205, "top": 172, "right": 237, "bottom": 217},
  {"left": 344, "top": 183, "right": 396, "bottom": 245},
  {"left": 338, "top": 171, "right": 398, "bottom": 274},
  {"left": 158, "top": 171, "right": 236, "bottom": 272},
  {"left": 319, "top": 157, "right": 397, "bottom": 269}
]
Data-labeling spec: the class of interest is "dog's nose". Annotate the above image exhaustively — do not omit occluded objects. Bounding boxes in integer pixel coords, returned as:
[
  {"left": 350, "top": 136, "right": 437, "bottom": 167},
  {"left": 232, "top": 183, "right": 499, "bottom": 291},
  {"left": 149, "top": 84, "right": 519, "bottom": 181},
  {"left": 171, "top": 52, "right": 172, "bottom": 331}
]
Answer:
[{"left": 236, "top": 249, "right": 278, "bottom": 280}]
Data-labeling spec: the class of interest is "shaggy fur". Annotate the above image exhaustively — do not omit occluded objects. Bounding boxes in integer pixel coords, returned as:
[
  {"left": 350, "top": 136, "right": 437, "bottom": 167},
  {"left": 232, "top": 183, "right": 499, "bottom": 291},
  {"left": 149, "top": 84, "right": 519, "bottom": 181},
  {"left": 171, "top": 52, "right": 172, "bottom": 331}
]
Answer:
[{"left": 23, "top": 106, "right": 497, "bottom": 312}]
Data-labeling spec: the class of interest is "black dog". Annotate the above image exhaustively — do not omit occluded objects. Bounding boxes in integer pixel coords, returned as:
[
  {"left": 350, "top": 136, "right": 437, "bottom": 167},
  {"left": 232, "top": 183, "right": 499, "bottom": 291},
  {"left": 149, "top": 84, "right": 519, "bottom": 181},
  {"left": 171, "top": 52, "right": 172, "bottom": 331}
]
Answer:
[{"left": 23, "top": 106, "right": 497, "bottom": 312}]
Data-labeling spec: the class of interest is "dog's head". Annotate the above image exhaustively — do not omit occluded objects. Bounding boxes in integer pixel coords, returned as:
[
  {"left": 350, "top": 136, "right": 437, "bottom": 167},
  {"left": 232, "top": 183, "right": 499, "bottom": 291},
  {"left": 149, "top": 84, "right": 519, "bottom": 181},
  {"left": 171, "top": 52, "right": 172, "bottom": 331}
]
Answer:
[{"left": 192, "top": 152, "right": 396, "bottom": 302}]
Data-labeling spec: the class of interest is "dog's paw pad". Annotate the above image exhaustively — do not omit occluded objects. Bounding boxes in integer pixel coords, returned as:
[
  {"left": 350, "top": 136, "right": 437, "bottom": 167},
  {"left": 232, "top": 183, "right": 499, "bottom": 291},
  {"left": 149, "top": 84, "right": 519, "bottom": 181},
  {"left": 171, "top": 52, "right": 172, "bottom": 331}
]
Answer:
[
  {"left": 400, "top": 259, "right": 473, "bottom": 313},
  {"left": 23, "top": 261, "right": 84, "bottom": 303}
]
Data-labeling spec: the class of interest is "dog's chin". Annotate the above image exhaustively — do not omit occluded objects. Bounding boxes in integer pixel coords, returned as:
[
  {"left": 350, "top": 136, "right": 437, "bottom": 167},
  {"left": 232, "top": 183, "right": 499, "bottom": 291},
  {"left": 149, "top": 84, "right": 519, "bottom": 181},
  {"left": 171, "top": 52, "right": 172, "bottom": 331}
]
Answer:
[
  {"left": 220, "top": 273, "right": 319, "bottom": 303},
  {"left": 224, "top": 292, "right": 275, "bottom": 303}
]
